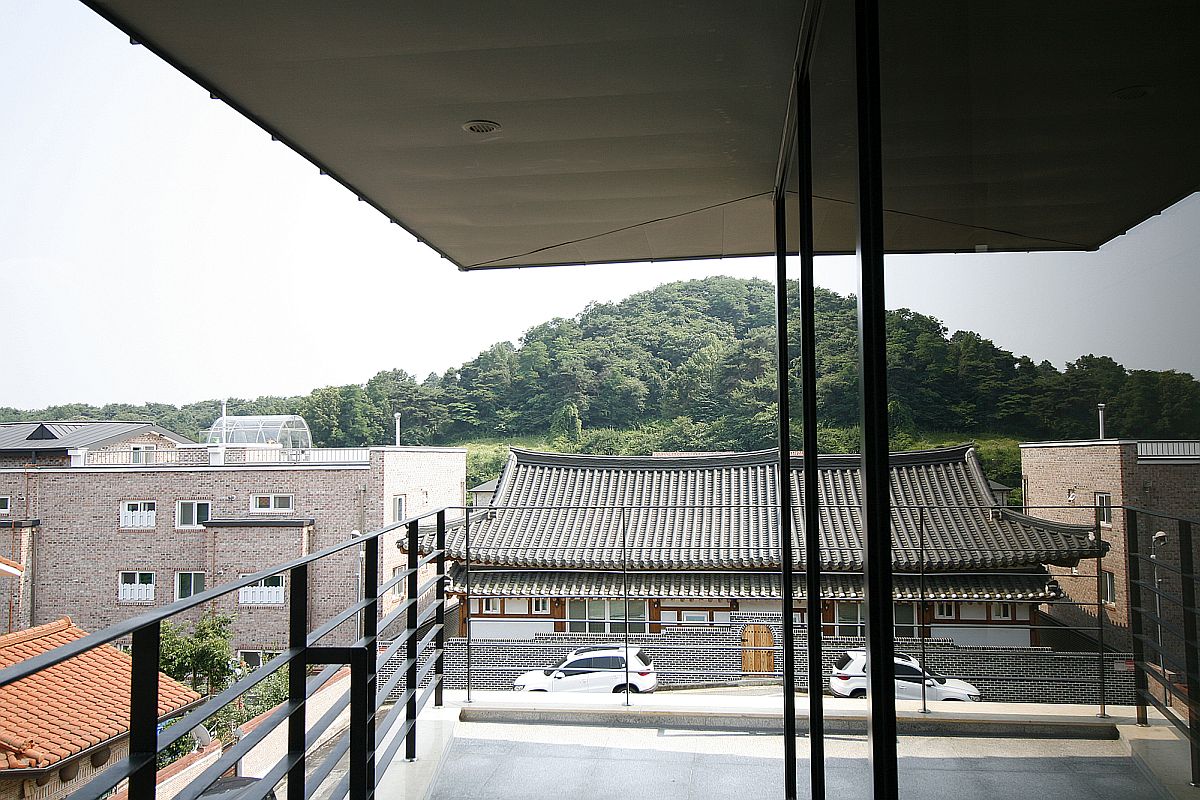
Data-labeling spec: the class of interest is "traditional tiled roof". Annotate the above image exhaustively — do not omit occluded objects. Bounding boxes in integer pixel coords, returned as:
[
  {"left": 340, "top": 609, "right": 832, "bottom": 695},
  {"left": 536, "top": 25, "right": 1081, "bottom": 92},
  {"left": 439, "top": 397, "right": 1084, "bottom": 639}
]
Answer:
[
  {"left": 0, "top": 421, "right": 191, "bottom": 452},
  {"left": 422, "top": 445, "right": 1100, "bottom": 572},
  {"left": 450, "top": 565, "right": 1062, "bottom": 601},
  {"left": 0, "top": 618, "right": 200, "bottom": 772}
]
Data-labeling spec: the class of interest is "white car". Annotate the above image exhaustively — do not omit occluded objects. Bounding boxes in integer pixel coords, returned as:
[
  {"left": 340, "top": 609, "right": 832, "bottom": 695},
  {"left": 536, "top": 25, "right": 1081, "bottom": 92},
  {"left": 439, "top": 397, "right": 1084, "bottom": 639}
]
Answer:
[
  {"left": 829, "top": 649, "right": 980, "bottom": 702},
  {"left": 514, "top": 645, "right": 657, "bottom": 693}
]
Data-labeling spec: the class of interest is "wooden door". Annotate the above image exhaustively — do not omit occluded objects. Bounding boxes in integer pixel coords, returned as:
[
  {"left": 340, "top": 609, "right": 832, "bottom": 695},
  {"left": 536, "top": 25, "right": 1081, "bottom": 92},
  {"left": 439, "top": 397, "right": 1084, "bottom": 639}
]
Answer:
[{"left": 741, "top": 624, "right": 776, "bottom": 677}]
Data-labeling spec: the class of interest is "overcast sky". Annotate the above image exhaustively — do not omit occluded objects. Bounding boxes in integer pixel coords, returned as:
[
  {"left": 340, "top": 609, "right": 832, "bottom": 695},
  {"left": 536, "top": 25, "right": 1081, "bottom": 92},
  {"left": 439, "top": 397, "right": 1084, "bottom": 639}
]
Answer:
[{"left": 2, "top": 1, "right": 1198, "bottom": 410}]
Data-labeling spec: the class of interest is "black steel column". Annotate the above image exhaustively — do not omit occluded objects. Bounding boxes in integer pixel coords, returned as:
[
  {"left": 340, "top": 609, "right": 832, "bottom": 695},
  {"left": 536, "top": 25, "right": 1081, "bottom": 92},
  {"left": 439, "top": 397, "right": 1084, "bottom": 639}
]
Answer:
[
  {"left": 854, "top": 0, "right": 899, "bottom": 796},
  {"left": 434, "top": 510, "right": 446, "bottom": 707},
  {"left": 795, "top": 66, "right": 825, "bottom": 800},
  {"left": 1178, "top": 520, "right": 1200, "bottom": 786},
  {"left": 287, "top": 564, "right": 309, "bottom": 800},
  {"left": 773, "top": 178, "right": 799, "bottom": 800},
  {"left": 364, "top": 536, "right": 379, "bottom": 790},
  {"left": 349, "top": 646, "right": 371, "bottom": 800},
  {"left": 1124, "top": 508, "right": 1149, "bottom": 726},
  {"left": 128, "top": 621, "right": 161, "bottom": 800},
  {"left": 405, "top": 520, "right": 419, "bottom": 761},
  {"left": 1094, "top": 508, "right": 1108, "bottom": 717}
]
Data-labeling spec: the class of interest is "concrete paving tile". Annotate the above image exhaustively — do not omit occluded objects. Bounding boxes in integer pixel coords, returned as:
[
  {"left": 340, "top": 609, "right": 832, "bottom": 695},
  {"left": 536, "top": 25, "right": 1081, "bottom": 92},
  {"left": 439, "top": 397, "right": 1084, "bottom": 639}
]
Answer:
[
  {"left": 478, "top": 754, "right": 598, "bottom": 800},
  {"left": 688, "top": 759, "right": 783, "bottom": 799},
  {"left": 588, "top": 756, "right": 694, "bottom": 799}
]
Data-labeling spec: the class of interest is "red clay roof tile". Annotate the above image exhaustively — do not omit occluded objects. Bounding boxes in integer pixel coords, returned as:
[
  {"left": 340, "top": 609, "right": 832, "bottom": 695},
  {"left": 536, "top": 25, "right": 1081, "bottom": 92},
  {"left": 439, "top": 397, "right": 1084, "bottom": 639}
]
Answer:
[{"left": 0, "top": 617, "right": 200, "bottom": 771}]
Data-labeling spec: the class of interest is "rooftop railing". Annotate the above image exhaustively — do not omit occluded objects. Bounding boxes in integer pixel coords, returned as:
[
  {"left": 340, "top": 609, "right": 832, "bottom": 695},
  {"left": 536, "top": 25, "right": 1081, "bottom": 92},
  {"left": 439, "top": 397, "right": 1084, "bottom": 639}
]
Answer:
[
  {"left": 86, "top": 449, "right": 181, "bottom": 466},
  {"left": 240, "top": 447, "right": 371, "bottom": 464}
]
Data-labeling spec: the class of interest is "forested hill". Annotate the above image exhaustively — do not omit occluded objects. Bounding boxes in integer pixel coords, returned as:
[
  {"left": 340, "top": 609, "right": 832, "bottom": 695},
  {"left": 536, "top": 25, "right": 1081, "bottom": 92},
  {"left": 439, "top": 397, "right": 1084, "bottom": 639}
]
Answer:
[{"left": 4, "top": 277, "right": 1199, "bottom": 459}]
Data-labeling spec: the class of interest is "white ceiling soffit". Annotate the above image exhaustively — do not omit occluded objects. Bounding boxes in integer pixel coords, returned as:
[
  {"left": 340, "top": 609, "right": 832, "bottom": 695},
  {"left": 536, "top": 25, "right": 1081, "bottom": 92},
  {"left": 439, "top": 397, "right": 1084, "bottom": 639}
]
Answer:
[{"left": 85, "top": 1, "right": 1200, "bottom": 269}]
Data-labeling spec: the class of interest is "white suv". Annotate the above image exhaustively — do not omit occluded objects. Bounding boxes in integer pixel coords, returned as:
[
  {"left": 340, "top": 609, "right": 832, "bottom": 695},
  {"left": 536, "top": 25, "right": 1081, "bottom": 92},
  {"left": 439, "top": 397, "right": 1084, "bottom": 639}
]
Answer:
[
  {"left": 829, "top": 649, "right": 980, "bottom": 702},
  {"left": 514, "top": 645, "right": 657, "bottom": 693}
]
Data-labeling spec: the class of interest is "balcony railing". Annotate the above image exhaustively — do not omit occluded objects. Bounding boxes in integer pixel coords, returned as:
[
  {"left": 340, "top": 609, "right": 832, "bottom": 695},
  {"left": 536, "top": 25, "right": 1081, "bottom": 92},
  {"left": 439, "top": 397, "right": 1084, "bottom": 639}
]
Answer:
[
  {"left": 118, "top": 582, "right": 155, "bottom": 603},
  {"left": 119, "top": 510, "right": 157, "bottom": 529},
  {"left": 88, "top": 450, "right": 180, "bottom": 466},
  {"left": 241, "top": 447, "right": 371, "bottom": 464},
  {"left": 238, "top": 584, "right": 285, "bottom": 605}
]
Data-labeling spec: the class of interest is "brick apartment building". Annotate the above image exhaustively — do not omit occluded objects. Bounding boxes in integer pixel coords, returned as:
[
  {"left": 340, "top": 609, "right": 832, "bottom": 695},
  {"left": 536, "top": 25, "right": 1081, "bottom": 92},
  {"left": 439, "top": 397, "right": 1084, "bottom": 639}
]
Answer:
[
  {"left": 1020, "top": 438, "right": 1200, "bottom": 653},
  {"left": 0, "top": 419, "right": 466, "bottom": 661}
]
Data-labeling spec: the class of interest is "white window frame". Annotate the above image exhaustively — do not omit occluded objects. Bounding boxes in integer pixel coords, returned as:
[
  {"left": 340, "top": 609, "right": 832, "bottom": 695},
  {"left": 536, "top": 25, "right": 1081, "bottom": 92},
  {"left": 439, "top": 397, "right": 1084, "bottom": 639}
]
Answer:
[
  {"left": 392, "top": 495, "right": 407, "bottom": 523},
  {"left": 250, "top": 494, "right": 294, "bottom": 512},
  {"left": 176, "top": 500, "right": 212, "bottom": 529},
  {"left": 175, "top": 571, "right": 206, "bottom": 600},
  {"left": 120, "top": 501, "right": 157, "bottom": 529},
  {"left": 118, "top": 571, "right": 155, "bottom": 603},
  {"left": 0, "top": 496, "right": 9, "bottom": 515},
  {"left": 531, "top": 598, "right": 551, "bottom": 615},
  {"left": 237, "top": 650, "right": 281, "bottom": 671},
  {"left": 680, "top": 610, "right": 710, "bottom": 623},
  {"left": 1101, "top": 570, "right": 1118, "bottom": 605},
  {"left": 991, "top": 602, "right": 1014, "bottom": 620},
  {"left": 893, "top": 602, "right": 918, "bottom": 637},
  {"left": 1094, "top": 492, "right": 1113, "bottom": 527},
  {"left": 238, "top": 574, "right": 285, "bottom": 605},
  {"left": 129, "top": 444, "right": 156, "bottom": 464},
  {"left": 934, "top": 601, "right": 956, "bottom": 620},
  {"left": 481, "top": 598, "right": 501, "bottom": 614},
  {"left": 391, "top": 566, "right": 405, "bottom": 598},
  {"left": 834, "top": 601, "right": 864, "bottom": 636}
]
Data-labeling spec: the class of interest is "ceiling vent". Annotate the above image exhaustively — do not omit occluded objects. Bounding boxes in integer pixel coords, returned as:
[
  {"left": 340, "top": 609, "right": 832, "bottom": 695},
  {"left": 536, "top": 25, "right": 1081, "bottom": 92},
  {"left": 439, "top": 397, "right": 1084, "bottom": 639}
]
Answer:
[
  {"left": 462, "top": 120, "right": 502, "bottom": 135},
  {"left": 26, "top": 424, "right": 57, "bottom": 441}
]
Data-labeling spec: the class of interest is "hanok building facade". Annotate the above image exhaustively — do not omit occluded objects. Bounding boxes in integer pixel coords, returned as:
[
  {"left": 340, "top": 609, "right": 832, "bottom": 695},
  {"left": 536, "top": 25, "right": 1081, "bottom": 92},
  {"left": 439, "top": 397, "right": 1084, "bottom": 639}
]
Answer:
[
  {"left": 0, "top": 419, "right": 466, "bottom": 658},
  {"left": 431, "top": 445, "right": 1103, "bottom": 648}
]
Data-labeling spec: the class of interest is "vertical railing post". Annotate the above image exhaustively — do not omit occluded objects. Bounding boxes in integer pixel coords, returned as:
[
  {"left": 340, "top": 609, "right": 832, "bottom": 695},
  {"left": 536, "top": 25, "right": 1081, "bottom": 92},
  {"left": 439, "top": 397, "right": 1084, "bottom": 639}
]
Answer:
[
  {"left": 1177, "top": 520, "right": 1200, "bottom": 786},
  {"left": 1095, "top": 506, "right": 1108, "bottom": 717},
  {"left": 918, "top": 510, "right": 928, "bottom": 714},
  {"left": 854, "top": 0, "right": 899, "bottom": 795},
  {"left": 350, "top": 534, "right": 379, "bottom": 800},
  {"left": 464, "top": 510, "right": 473, "bottom": 704},
  {"left": 405, "top": 520, "right": 419, "bottom": 761},
  {"left": 287, "top": 564, "right": 309, "bottom": 800},
  {"left": 1125, "top": 507, "right": 1149, "bottom": 726},
  {"left": 434, "top": 510, "right": 446, "bottom": 708},
  {"left": 622, "top": 506, "right": 631, "bottom": 706},
  {"left": 128, "top": 621, "right": 161, "bottom": 800}
]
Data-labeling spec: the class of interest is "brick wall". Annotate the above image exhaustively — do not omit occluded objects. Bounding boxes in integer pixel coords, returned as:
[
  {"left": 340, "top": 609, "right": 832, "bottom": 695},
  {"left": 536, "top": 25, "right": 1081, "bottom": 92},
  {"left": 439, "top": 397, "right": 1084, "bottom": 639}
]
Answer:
[
  {"left": 0, "top": 446, "right": 465, "bottom": 653},
  {"left": 380, "top": 612, "right": 1134, "bottom": 705}
]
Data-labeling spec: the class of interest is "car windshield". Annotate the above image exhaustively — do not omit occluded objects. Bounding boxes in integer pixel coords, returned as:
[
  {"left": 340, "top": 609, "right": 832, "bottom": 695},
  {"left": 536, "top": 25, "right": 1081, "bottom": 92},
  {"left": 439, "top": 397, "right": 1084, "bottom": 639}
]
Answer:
[
  {"left": 925, "top": 666, "right": 948, "bottom": 685},
  {"left": 834, "top": 653, "right": 853, "bottom": 671}
]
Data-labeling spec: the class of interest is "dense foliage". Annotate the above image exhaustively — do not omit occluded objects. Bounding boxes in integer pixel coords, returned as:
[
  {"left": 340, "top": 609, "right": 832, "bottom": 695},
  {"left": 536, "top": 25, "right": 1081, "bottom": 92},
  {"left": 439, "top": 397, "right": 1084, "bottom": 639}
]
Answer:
[{"left": 5, "top": 277, "right": 1199, "bottom": 490}]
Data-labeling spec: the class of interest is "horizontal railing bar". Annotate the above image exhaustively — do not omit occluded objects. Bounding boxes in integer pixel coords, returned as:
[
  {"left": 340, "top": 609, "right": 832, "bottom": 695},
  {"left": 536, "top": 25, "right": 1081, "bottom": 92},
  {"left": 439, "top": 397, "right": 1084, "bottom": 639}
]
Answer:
[
  {"left": 460, "top": 616, "right": 1101, "bottom": 632},
  {"left": 375, "top": 626, "right": 441, "bottom": 704},
  {"left": 374, "top": 677, "right": 441, "bottom": 782},
  {"left": 304, "top": 733, "right": 350, "bottom": 796},
  {"left": 171, "top": 700, "right": 302, "bottom": 800},
  {"left": 1128, "top": 553, "right": 1197, "bottom": 581},
  {"left": 158, "top": 647, "right": 306, "bottom": 750},
  {"left": 308, "top": 597, "right": 375, "bottom": 646},
  {"left": 376, "top": 655, "right": 441, "bottom": 748},
  {"left": 1133, "top": 635, "right": 1199, "bottom": 684},
  {"left": 1129, "top": 579, "right": 1194, "bottom": 612},
  {"left": 67, "top": 754, "right": 155, "bottom": 800},
  {"left": 376, "top": 621, "right": 437, "bottom": 673},
  {"left": 305, "top": 689, "right": 352, "bottom": 750},
  {"left": 1130, "top": 605, "right": 1190, "bottom": 644},
  {"left": 235, "top": 750, "right": 303, "bottom": 800},
  {"left": 1140, "top": 681, "right": 1200, "bottom": 724},
  {"left": 378, "top": 563, "right": 445, "bottom": 598}
]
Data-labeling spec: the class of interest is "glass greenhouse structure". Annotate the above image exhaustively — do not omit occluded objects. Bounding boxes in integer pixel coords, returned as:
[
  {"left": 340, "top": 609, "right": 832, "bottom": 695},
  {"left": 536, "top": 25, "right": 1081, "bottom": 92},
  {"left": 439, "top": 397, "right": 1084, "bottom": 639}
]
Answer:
[{"left": 204, "top": 415, "right": 313, "bottom": 448}]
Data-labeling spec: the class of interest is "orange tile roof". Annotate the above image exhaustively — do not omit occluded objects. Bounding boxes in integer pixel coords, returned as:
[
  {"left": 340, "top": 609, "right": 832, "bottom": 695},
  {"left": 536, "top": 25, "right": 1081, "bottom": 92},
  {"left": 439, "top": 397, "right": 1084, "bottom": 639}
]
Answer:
[{"left": 0, "top": 617, "right": 200, "bottom": 771}]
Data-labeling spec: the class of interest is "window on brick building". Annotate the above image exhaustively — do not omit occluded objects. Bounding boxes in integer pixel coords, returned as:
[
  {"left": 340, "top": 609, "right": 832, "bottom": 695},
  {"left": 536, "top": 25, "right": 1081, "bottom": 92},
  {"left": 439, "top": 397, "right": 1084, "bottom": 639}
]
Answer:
[
  {"left": 481, "top": 598, "right": 501, "bottom": 614},
  {"left": 1094, "top": 492, "right": 1112, "bottom": 526},
  {"left": 391, "top": 566, "right": 405, "bottom": 598},
  {"left": 129, "top": 444, "right": 156, "bottom": 464},
  {"left": 934, "top": 602, "right": 955, "bottom": 620},
  {"left": 118, "top": 571, "right": 155, "bottom": 603},
  {"left": 894, "top": 602, "right": 916, "bottom": 638},
  {"left": 176, "top": 500, "right": 211, "bottom": 529},
  {"left": 991, "top": 602, "right": 1014, "bottom": 620},
  {"left": 531, "top": 598, "right": 551, "bottom": 615},
  {"left": 0, "top": 496, "right": 9, "bottom": 514},
  {"left": 1101, "top": 570, "right": 1117, "bottom": 605},
  {"left": 120, "top": 501, "right": 156, "bottom": 529},
  {"left": 680, "top": 610, "right": 709, "bottom": 624},
  {"left": 175, "top": 572, "right": 206, "bottom": 600},
  {"left": 392, "top": 495, "right": 407, "bottom": 523},
  {"left": 251, "top": 494, "right": 293, "bottom": 512},
  {"left": 238, "top": 650, "right": 281, "bottom": 671},
  {"left": 239, "top": 574, "right": 285, "bottom": 604}
]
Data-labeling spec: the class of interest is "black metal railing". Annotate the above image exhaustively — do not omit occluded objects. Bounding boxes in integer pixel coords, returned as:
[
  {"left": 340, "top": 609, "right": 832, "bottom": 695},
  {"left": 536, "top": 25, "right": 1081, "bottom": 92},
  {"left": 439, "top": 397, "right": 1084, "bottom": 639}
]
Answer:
[
  {"left": 1125, "top": 505, "right": 1200, "bottom": 785},
  {"left": 0, "top": 508, "right": 452, "bottom": 800}
]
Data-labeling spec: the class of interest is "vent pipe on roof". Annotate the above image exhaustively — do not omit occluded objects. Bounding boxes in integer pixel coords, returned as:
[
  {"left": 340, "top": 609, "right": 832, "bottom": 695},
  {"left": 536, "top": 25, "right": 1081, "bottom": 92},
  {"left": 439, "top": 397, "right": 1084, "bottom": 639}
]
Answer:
[
  {"left": 1097, "top": 403, "right": 1106, "bottom": 439},
  {"left": 394, "top": 412, "right": 402, "bottom": 447},
  {"left": 221, "top": 399, "right": 228, "bottom": 445}
]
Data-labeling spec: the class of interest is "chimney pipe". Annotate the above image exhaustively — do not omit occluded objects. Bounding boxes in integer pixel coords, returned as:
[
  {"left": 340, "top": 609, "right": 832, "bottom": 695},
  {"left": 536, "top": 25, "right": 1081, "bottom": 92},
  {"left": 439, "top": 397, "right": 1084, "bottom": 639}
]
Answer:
[
  {"left": 1097, "top": 403, "right": 1106, "bottom": 439},
  {"left": 394, "top": 412, "right": 402, "bottom": 447}
]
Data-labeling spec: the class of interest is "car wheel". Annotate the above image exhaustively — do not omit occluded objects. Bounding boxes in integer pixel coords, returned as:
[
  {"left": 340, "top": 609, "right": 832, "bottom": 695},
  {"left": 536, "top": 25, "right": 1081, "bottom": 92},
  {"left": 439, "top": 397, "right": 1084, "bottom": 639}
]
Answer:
[
  {"left": 529, "top": 689, "right": 548, "bottom": 692},
  {"left": 612, "top": 684, "right": 641, "bottom": 694},
  {"left": 848, "top": 689, "right": 866, "bottom": 699}
]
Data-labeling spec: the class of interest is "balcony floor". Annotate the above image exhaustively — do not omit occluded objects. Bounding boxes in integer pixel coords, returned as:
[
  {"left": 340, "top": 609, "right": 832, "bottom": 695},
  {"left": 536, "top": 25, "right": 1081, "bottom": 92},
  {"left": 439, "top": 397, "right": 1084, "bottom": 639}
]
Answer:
[{"left": 364, "top": 691, "right": 1181, "bottom": 800}]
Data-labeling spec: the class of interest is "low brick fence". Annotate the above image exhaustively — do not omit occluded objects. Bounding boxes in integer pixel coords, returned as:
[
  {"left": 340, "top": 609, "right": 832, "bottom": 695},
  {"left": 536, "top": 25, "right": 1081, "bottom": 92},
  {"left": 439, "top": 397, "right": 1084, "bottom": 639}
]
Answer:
[{"left": 378, "top": 612, "right": 1134, "bottom": 705}]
